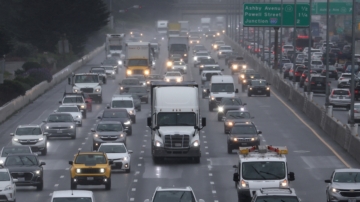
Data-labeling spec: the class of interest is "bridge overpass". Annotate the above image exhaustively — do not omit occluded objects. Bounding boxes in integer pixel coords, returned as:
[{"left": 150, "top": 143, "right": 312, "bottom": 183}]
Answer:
[{"left": 175, "top": 0, "right": 242, "bottom": 17}]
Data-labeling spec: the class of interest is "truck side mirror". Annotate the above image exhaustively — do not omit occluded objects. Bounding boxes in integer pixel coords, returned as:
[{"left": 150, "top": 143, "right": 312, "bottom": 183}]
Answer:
[
  {"left": 147, "top": 117, "right": 152, "bottom": 128},
  {"left": 201, "top": 117, "right": 206, "bottom": 127},
  {"left": 235, "top": 89, "right": 239, "bottom": 93},
  {"left": 68, "top": 77, "right": 71, "bottom": 85},
  {"left": 233, "top": 173, "right": 239, "bottom": 182},
  {"left": 206, "top": 89, "right": 210, "bottom": 94},
  {"left": 288, "top": 172, "right": 295, "bottom": 181}
]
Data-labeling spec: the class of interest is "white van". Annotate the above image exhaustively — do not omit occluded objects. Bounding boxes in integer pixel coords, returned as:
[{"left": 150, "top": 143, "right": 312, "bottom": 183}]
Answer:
[
  {"left": 208, "top": 75, "right": 238, "bottom": 111},
  {"left": 51, "top": 190, "right": 95, "bottom": 202}
]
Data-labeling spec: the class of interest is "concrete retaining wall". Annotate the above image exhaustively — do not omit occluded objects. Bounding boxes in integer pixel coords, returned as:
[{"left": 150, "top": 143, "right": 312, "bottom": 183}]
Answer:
[
  {"left": 224, "top": 35, "right": 360, "bottom": 165},
  {"left": 0, "top": 45, "right": 105, "bottom": 123}
]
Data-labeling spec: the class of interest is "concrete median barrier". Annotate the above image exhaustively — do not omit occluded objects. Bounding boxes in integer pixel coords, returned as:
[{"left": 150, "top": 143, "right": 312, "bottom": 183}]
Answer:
[{"left": 0, "top": 44, "right": 105, "bottom": 123}]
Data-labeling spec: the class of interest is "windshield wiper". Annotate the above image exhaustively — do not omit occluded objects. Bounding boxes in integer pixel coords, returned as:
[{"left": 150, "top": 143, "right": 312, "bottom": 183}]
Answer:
[
  {"left": 178, "top": 192, "right": 185, "bottom": 202},
  {"left": 24, "top": 156, "right": 36, "bottom": 165},
  {"left": 251, "top": 165, "right": 266, "bottom": 179},
  {"left": 259, "top": 171, "right": 282, "bottom": 179}
]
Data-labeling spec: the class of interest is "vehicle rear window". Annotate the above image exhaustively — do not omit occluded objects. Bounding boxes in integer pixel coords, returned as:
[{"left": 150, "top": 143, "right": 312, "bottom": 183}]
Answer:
[
  {"left": 333, "top": 90, "right": 349, "bottom": 95},
  {"left": 312, "top": 77, "right": 325, "bottom": 82}
]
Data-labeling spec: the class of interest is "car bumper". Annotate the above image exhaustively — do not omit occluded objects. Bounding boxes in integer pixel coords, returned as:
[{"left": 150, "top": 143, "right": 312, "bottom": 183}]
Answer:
[
  {"left": 228, "top": 140, "right": 260, "bottom": 148},
  {"left": 209, "top": 100, "right": 220, "bottom": 108},
  {"left": 87, "top": 93, "right": 102, "bottom": 100},
  {"left": 93, "top": 138, "right": 126, "bottom": 147},
  {"left": 15, "top": 175, "right": 43, "bottom": 187},
  {"left": 0, "top": 191, "right": 15, "bottom": 201},
  {"left": 249, "top": 89, "right": 270, "bottom": 95},
  {"left": 152, "top": 147, "right": 201, "bottom": 158},
  {"left": 12, "top": 141, "right": 46, "bottom": 152},
  {"left": 45, "top": 129, "right": 76, "bottom": 137},
  {"left": 72, "top": 176, "right": 109, "bottom": 185},
  {"left": 329, "top": 99, "right": 351, "bottom": 106},
  {"left": 328, "top": 192, "right": 360, "bottom": 202},
  {"left": 112, "top": 160, "right": 130, "bottom": 170}
]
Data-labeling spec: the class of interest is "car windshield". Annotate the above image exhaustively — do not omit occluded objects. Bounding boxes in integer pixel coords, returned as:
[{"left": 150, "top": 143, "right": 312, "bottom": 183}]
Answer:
[
  {"left": 312, "top": 77, "right": 325, "bottom": 82},
  {"left": 242, "top": 162, "right": 286, "bottom": 180},
  {"left": 221, "top": 98, "right": 242, "bottom": 105},
  {"left": 75, "top": 154, "right": 107, "bottom": 164},
  {"left": 333, "top": 172, "right": 360, "bottom": 183},
  {"left": 203, "top": 66, "right": 220, "bottom": 70},
  {"left": 102, "top": 111, "right": 128, "bottom": 118},
  {"left": 157, "top": 112, "right": 196, "bottom": 126},
  {"left": 74, "top": 75, "right": 99, "bottom": 83},
  {"left": 0, "top": 172, "right": 10, "bottom": 181},
  {"left": 246, "top": 74, "right": 261, "bottom": 79},
  {"left": 226, "top": 111, "right": 251, "bottom": 119},
  {"left": 153, "top": 191, "right": 196, "bottom": 202},
  {"left": 220, "top": 47, "right": 232, "bottom": 50},
  {"left": 63, "top": 97, "right": 84, "bottom": 103},
  {"left": 312, "top": 61, "right": 322, "bottom": 65},
  {"left": 15, "top": 127, "right": 42, "bottom": 135},
  {"left": 1, "top": 147, "right": 31, "bottom": 157},
  {"left": 196, "top": 53, "right": 209, "bottom": 56},
  {"left": 102, "top": 59, "right": 117, "bottom": 65},
  {"left": 255, "top": 196, "right": 299, "bottom": 202},
  {"left": 127, "top": 87, "right": 147, "bottom": 93},
  {"left": 91, "top": 69, "right": 105, "bottom": 74},
  {"left": 58, "top": 107, "right": 79, "bottom": 112},
  {"left": 128, "top": 59, "right": 148, "bottom": 66},
  {"left": 5, "top": 155, "right": 38, "bottom": 166},
  {"left": 231, "top": 125, "right": 257, "bottom": 134},
  {"left": 97, "top": 123, "right": 122, "bottom": 132},
  {"left": 252, "top": 80, "right": 267, "bottom": 86},
  {"left": 297, "top": 55, "right": 306, "bottom": 59},
  {"left": 48, "top": 114, "right": 73, "bottom": 122},
  {"left": 166, "top": 73, "right": 181, "bottom": 77},
  {"left": 333, "top": 90, "right": 349, "bottom": 95},
  {"left": 129, "top": 76, "right": 145, "bottom": 81},
  {"left": 112, "top": 100, "right": 133, "bottom": 108},
  {"left": 148, "top": 75, "right": 163, "bottom": 80},
  {"left": 122, "top": 79, "right": 139, "bottom": 85},
  {"left": 98, "top": 145, "right": 127, "bottom": 153},
  {"left": 104, "top": 67, "right": 113, "bottom": 70},
  {"left": 174, "top": 62, "right": 185, "bottom": 66},
  {"left": 211, "top": 83, "right": 235, "bottom": 92},
  {"left": 200, "top": 59, "right": 216, "bottom": 64},
  {"left": 52, "top": 197, "right": 92, "bottom": 202}
]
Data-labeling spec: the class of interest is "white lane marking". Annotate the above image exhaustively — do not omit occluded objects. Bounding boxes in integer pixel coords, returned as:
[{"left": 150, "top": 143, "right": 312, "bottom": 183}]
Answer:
[
  {"left": 130, "top": 198, "right": 135, "bottom": 201},
  {"left": 293, "top": 150, "right": 310, "bottom": 153},
  {"left": 206, "top": 152, "right": 209, "bottom": 155},
  {"left": 93, "top": 124, "right": 96, "bottom": 126},
  {"left": 60, "top": 175, "right": 64, "bottom": 178},
  {"left": 78, "top": 148, "right": 82, "bottom": 150},
  {"left": 205, "top": 146, "right": 208, "bottom": 149},
  {"left": 212, "top": 190, "right": 216, "bottom": 194},
  {"left": 210, "top": 181, "right": 214, "bottom": 184},
  {"left": 135, "top": 171, "right": 140, "bottom": 175},
  {"left": 142, "top": 145, "right": 146, "bottom": 147},
  {"left": 85, "top": 137, "right": 88, "bottom": 140},
  {"left": 144, "top": 134, "right": 148, "bottom": 137},
  {"left": 82, "top": 142, "right": 85, "bottom": 145},
  {"left": 203, "top": 136, "right": 206, "bottom": 138},
  {"left": 145, "top": 130, "right": 149, "bottom": 132},
  {"left": 132, "top": 188, "right": 136, "bottom": 191},
  {"left": 262, "top": 140, "right": 266, "bottom": 142},
  {"left": 139, "top": 157, "right": 143, "bottom": 159},
  {"left": 141, "top": 151, "right": 144, "bottom": 153},
  {"left": 49, "top": 193, "right": 53, "bottom": 196},
  {"left": 201, "top": 131, "right": 205, "bottom": 133},
  {"left": 204, "top": 141, "right": 207, "bottom": 143},
  {"left": 144, "top": 140, "right": 147, "bottom": 142},
  {"left": 138, "top": 164, "right": 142, "bottom": 166},
  {"left": 134, "top": 179, "right": 138, "bottom": 182},
  {"left": 88, "top": 132, "right": 91, "bottom": 135},
  {"left": 207, "top": 158, "right": 210, "bottom": 161},
  {"left": 209, "top": 173, "right": 213, "bottom": 176},
  {"left": 65, "top": 168, "right": 69, "bottom": 170},
  {"left": 54, "top": 184, "right": 59, "bottom": 187},
  {"left": 215, "top": 200, "right": 219, "bottom": 202}
]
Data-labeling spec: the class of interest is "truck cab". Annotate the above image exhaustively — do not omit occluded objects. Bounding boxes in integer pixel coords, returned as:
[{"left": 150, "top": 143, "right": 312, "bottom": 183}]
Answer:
[
  {"left": 68, "top": 73, "right": 103, "bottom": 103},
  {"left": 233, "top": 145, "right": 295, "bottom": 201},
  {"left": 125, "top": 42, "right": 152, "bottom": 77},
  {"left": 105, "top": 34, "right": 125, "bottom": 58}
]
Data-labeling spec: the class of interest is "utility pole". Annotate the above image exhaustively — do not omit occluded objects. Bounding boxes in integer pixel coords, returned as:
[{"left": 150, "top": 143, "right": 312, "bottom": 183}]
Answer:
[
  {"left": 325, "top": 0, "right": 330, "bottom": 107},
  {"left": 350, "top": 0, "right": 356, "bottom": 126},
  {"left": 307, "top": 0, "right": 312, "bottom": 94},
  {"left": 292, "top": 0, "right": 297, "bottom": 64},
  {"left": 279, "top": 0, "right": 283, "bottom": 73}
]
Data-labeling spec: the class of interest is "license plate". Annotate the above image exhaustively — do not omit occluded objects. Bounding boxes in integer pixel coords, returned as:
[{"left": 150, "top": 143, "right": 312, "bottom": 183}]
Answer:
[
  {"left": 241, "top": 143, "right": 247, "bottom": 145},
  {"left": 317, "top": 84, "right": 321, "bottom": 86},
  {"left": 57, "top": 130, "right": 62, "bottom": 133},
  {"left": 348, "top": 199, "right": 356, "bottom": 202},
  {"left": 87, "top": 177, "right": 94, "bottom": 180},
  {"left": 175, "top": 143, "right": 182, "bottom": 147},
  {"left": 339, "top": 96, "right": 343, "bottom": 99},
  {"left": 17, "top": 177, "right": 25, "bottom": 181},
  {"left": 258, "top": 90, "right": 262, "bottom": 93}
]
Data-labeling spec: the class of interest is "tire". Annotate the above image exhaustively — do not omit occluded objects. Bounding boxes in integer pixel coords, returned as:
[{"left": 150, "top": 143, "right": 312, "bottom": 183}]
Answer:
[
  {"left": 98, "top": 98, "right": 102, "bottom": 104},
  {"left": 41, "top": 146, "right": 47, "bottom": 156},
  {"left": 36, "top": 181, "right": 43, "bottom": 191},
  {"left": 267, "top": 93, "right": 270, "bottom": 97},
  {"left": 71, "top": 181, "right": 77, "bottom": 190},
  {"left": 227, "top": 145, "right": 232, "bottom": 154},
  {"left": 71, "top": 133, "right": 76, "bottom": 139},
  {"left": 217, "top": 114, "right": 222, "bottom": 121},
  {"left": 105, "top": 178, "right": 111, "bottom": 190},
  {"left": 138, "top": 107, "right": 141, "bottom": 112},
  {"left": 127, "top": 130, "right": 132, "bottom": 136},
  {"left": 126, "top": 167, "right": 131, "bottom": 173},
  {"left": 152, "top": 156, "right": 161, "bottom": 164},
  {"left": 248, "top": 93, "right": 251, "bottom": 97},
  {"left": 194, "top": 157, "right": 200, "bottom": 164}
]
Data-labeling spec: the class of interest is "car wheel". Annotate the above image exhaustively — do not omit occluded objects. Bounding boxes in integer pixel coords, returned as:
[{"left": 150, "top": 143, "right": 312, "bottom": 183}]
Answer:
[
  {"left": 71, "top": 133, "right": 76, "bottom": 139},
  {"left": 41, "top": 146, "right": 47, "bottom": 156},
  {"left": 267, "top": 93, "right": 270, "bottom": 97},
  {"left": 36, "top": 181, "right": 43, "bottom": 191},
  {"left": 71, "top": 180, "right": 77, "bottom": 190},
  {"left": 248, "top": 93, "right": 251, "bottom": 97},
  {"left": 98, "top": 98, "right": 102, "bottom": 104},
  {"left": 105, "top": 178, "right": 111, "bottom": 190},
  {"left": 152, "top": 156, "right": 162, "bottom": 164},
  {"left": 127, "top": 130, "right": 132, "bottom": 136},
  {"left": 193, "top": 157, "right": 200, "bottom": 164},
  {"left": 126, "top": 166, "right": 131, "bottom": 173},
  {"left": 217, "top": 115, "right": 222, "bottom": 121},
  {"left": 133, "top": 118, "right": 136, "bottom": 124},
  {"left": 227, "top": 145, "right": 232, "bottom": 154}
]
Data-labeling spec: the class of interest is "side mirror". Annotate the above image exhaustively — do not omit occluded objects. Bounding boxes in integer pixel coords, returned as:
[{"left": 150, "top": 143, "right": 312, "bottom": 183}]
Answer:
[
  {"left": 107, "top": 105, "right": 110, "bottom": 109},
  {"left": 58, "top": 101, "right": 62, "bottom": 104},
  {"left": 233, "top": 173, "right": 239, "bottom": 182},
  {"left": 40, "top": 162, "right": 46, "bottom": 166},
  {"left": 288, "top": 172, "right": 295, "bottom": 181},
  {"left": 235, "top": 89, "right": 239, "bottom": 93},
  {"left": 221, "top": 69, "right": 224, "bottom": 71},
  {"left": 128, "top": 150, "right": 133, "bottom": 154},
  {"left": 97, "top": 116, "right": 102, "bottom": 119},
  {"left": 109, "top": 160, "right": 114, "bottom": 165},
  {"left": 68, "top": 161, "right": 73, "bottom": 165},
  {"left": 325, "top": 179, "right": 331, "bottom": 183},
  {"left": 257, "top": 130, "right": 262, "bottom": 134},
  {"left": 243, "top": 103, "right": 247, "bottom": 105},
  {"left": 68, "top": 77, "right": 71, "bottom": 85},
  {"left": 43, "top": 132, "right": 49, "bottom": 136},
  {"left": 90, "top": 128, "right": 96, "bottom": 132},
  {"left": 201, "top": 117, "right": 207, "bottom": 127},
  {"left": 12, "top": 179, "right": 18, "bottom": 183},
  {"left": 147, "top": 117, "right": 152, "bottom": 128}
]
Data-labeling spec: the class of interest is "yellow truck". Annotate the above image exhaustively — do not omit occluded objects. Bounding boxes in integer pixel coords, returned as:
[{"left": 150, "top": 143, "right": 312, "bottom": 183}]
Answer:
[
  {"left": 167, "top": 22, "right": 181, "bottom": 37},
  {"left": 124, "top": 42, "right": 151, "bottom": 77}
]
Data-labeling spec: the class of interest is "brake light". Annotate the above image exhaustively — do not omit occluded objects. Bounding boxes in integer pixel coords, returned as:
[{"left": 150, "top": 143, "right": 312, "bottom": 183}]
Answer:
[
  {"left": 311, "top": 82, "right": 315, "bottom": 84},
  {"left": 248, "top": 45, "right": 251, "bottom": 49},
  {"left": 295, "top": 72, "right": 301, "bottom": 76},
  {"left": 355, "top": 110, "right": 359, "bottom": 113},
  {"left": 301, "top": 73, "right": 305, "bottom": 77},
  {"left": 356, "top": 90, "right": 359, "bottom": 94}
]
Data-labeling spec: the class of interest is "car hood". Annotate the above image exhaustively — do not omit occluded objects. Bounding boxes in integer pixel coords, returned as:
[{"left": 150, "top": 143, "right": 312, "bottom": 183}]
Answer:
[
  {"left": 15, "top": 135, "right": 42, "bottom": 140},
  {"left": 127, "top": 92, "right": 148, "bottom": 97},
  {"left": 5, "top": 165, "right": 39, "bottom": 172},
  {"left": 57, "top": 112, "right": 82, "bottom": 118},
  {"left": 158, "top": 126, "right": 195, "bottom": 136},
  {"left": 106, "top": 153, "right": 129, "bottom": 160},
  {"left": 45, "top": 122, "right": 73, "bottom": 127},
  {"left": 221, "top": 105, "right": 244, "bottom": 111},
  {"left": 101, "top": 117, "right": 129, "bottom": 123},
  {"left": 96, "top": 131, "right": 122, "bottom": 136},
  {"left": 165, "top": 76, "right": 182, "bottom": 79},
  {"left": 74, "top": 83, "right": 100, "bottom": 88},
  {"left": 0, "top": 181, "right": 11, "bottom": 189},
  {"left": 332, "top": 182, "right": 360, "bottom": 189},
  {"left": 225, "top": 118, "right": 252, "bottom": 123}
]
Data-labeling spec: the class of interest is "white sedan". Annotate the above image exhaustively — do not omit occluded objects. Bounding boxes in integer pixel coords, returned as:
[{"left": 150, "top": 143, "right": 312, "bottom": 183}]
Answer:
[
  {"left": 164, "top": 71, "right": 184, "bottom": 82},
  {"left": 0, "top": 168, "right": 16, "bottom": 202},
  {"left": 97, "top": 143, "right": 132, "bottom": 173}
]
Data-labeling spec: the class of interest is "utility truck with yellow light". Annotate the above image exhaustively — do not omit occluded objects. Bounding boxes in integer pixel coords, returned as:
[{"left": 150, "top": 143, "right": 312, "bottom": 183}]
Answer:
[
  {"left": 147, "top": 81, "right": 206, "bottom": 164},
  {"left": 124, "top": 42, "right": 152, "bottom": 77},
  {"left": 232, "top": 145, "right": 295, "bottom": 201}
]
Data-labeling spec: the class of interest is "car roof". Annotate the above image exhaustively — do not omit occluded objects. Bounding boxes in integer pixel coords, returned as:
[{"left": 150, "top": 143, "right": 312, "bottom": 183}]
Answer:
[
  {"left": 155, "top": 186, "right": 193, "bottom": 191},
  {"left": 100, "top": 143, "right": 126, "bottom": 146},
  {"left": 211, "top": 75, "right": 234, "bottom": 83},
  {"left": 59, "top": 104, "right": 79, "bottom": 108},
  {"left": 17, "top": 124, "right": 41, "bottom": 128},
  {"left": 7, "top": 153, "right": 37, "bottom": 157},
  {"left": 98, "top": 121, "right": 122, "bottom": 124},
  {"left": 103, "top": 108, "right": 128, "bottom": 113},
  {"left": 52, "top": 190, "right": 93, "bottom": 198},
  {"left": 166, "top": 71, "right": 181, "bottom": 74},
  {"left": 334, "top": 168, "right": 360, "bottom": 172}
]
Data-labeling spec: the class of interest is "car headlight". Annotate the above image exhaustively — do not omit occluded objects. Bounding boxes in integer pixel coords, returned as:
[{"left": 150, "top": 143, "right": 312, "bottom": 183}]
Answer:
[
  {"left": 176, "top": 78, "right": 181, "bottom": 82},
  {"left": 144, "top": 70, "right": 150, "bottom": 75},
  {"left": 166, "top": 61, "right": 172, "bottom": 67},
  {"left": 251, "top": 137, "right": 258, "bottom": 141},
  {"left": 184, "top": 54, "right": 187, "bottom": 57},
  {"left": 197, "top": 41, "right": 199, "bottom": 43},
  {"left": 166, "top": 78, "right": 170, "bottom": 82},
  {"left": 190, "top": 41, "right": 193, "bottom": 44},
  {"left": 219, "top": 52, "right": 222, "bottom": 54},
  {"left": 241, "top": 74, "right": 245, "bottom": 78},
  {"left": 95, "top": 88, "right": 101, "bottom": 92},
  {"left": 0, "top": 160, "right": 3, "bottom": 164},
  {"left": 94, "top": 134, "right": 99, "bottom": 138},
  {"left": 146, "top": 81, "right": 150, "bottom": 84},
  {"left": 120, "top": 133, "right": 124, "bottom": 137},
  {"left": 112, "top": 71, "right": 115, "bottom": 74},
  {"left": 118, "top": 61, "right": 123, "bottom": 65},
  {"left": 35, "top": 170, "right": 41, "bottom": 175},
  {"left": 192, "top": 140, "right": 199, "bottom": 147},
  {"left": 129, "top": 110, "right": 134, "bottom": 114},
  {"left": 231, "top": 137, "right": 238, "bottom": 141},
  {"left": 13, "top": 138, "right": 18, "bottom": 142},
  {"left": 127, "top": 70, "right": 132, "bottom": 75},
  {"left": 4, "top": 185, "right": 12, "bottom": 191},
  {"left": 266, "top": 87, "right": 270, "bottom": 90},
  {"left": 80, "top": 105, "right": 85, "bottom": 109},
  {"left": 217, "top": 33, "right": 220, "bottom": 36},
  {"left": 203, "top": 89, "right": 206, "bottom": 92},
  {"left": 243, "top": 80, "right": 247, "bottom": 83},
  {"left": 38, "top": 137, "right": 44, "bottom": 141},
  {"left": 207, "top": 56, "right": 211, "bottom": 59},
  {"left": 155, "top": 141, "right": 162, "bottom": 147},
  {"left": 227, "top": 122, "right": 233, "bottom": 126},
  {"left": 218, "top": 107, "right": 224, "bottom": 112},
  {"left": 233, "top": 65, "right": 238, "bottom": 69},
  {"left": 241, "top": 180, "right": 249, "bottom": 188},
  {"left": 46, "top": 126, "right": 49, "bottom": 129},
  {"left": 124, "top": 120, "right": 131, "bottom": 125},
  {"left": 280, "top": 179, "right": 288, "bottom": 187},
  {"left": 120, "top": 86, "right": 123, "bottom": 90},
  {"left": 211, "top": 96, "right": 215, "bottom": 100},
  {"left": 76, "top": 168, "right": 81, "bottom": 173},
  {"left": 332, "top": 188, "right": 339, "bottom": 193},
  {"left": 193, "top": 57, "right": 197, "bottom": 61},
  {"left": 73, "top": 88, "right": 79, "bottom": 93},
  {"left": 249, "top": 88, "right": 253, "bottom": 90},
  {"left": 200, "top": 65, "right": 204, "bottom": 68},
  {"left": 70, "top": 125, "right": 74, "bottom": 129},
  {"left": 242, "top": 65, "right": 246, "bottom": 69}
]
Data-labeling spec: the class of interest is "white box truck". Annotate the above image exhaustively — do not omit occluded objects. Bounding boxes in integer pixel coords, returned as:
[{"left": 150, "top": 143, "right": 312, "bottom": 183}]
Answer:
[
  {"left": 201, "top": 18, "right": 211, "bottom": 32},
  {"left": 124, "top": 42, "right": 151, "bottom": 77},
  {"left": 216, "top": 16, "right": 225, "bottom": 32},
  {"left": 179, "top": 21, "right": 189, "bottom": 35},
  {"left": 156, "top": 20, "right": 168, "bottom": 40},
  {"left": 105, "top": 34, "right": 125, "bottom": 58},
  {"left": 147, "top": 81, "right": 206, "bottom": 164}
]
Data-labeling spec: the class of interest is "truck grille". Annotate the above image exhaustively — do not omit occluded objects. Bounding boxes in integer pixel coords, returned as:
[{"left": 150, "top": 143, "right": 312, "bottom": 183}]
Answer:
[
  {"left": 215, "top": 97, "right": 222, "bottom": 101},
  {"left": 164, "top": 135, "right": 190, "bottom": 148},
  {"left": 19, "top": 139, "right": 38, "bottom": 145},
  {"left": 100, "top": 135, "right": 118, "bottom": 140},
  {"left": 132, "top": 70, "right": 143, "bottom": 74},
  {"left": 51, "top": 126, "right": 69, "bottom": 129},
  {"left": 80, "top": 88, "right": 93, "bottom": 93},
  {"left": 80, "top": 168, "right": 101, "bottom": 174},
  {"left": 11, "top": 172, "right": 34, "bottom": 181},
  {"left": 340, "top": 190, "right": 360, "bottom": 197}
]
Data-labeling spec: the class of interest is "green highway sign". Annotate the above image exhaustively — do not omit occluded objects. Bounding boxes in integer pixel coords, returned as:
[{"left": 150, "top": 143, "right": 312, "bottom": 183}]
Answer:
[
  {"left": 312, "top": 2, "right": 353, "bottom": 15},
  {"left": 243, "top": 3, "right": 310, "bottom": 27}
]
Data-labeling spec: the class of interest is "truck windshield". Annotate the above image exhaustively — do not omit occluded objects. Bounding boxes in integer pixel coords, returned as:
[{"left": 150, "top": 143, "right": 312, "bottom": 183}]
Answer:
[
  {"left": 74, "top": 75, "right": 99, "bottom": 83},
  {"left": 211, "top": 83, "right": 234, "bottom": 92},
  {"left": 255, "top": 196, "right": 299, "bottom": 202},
  {"left": 110, "top": 45, "right": 122, "bottom": 51},
  {"left": 157, "top": 112, "right": 196, "bottom": 126},
  {"left": 128, "top": 59, "right": 148, "bottom": 66},
  {"left": 53, "top": 198, "right": 92, "bottom": 202},
  {"left": 242, "top": 162, "right": 286, "bottom": 180},
  {"left": 170, "top": 44, "right": 187, "bottom": 51}
]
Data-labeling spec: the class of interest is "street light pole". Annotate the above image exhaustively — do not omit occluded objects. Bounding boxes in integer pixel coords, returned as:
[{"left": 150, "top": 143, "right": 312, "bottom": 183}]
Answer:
[
  {"left": 350, "top": 0, "right": 356, "bottom": 125},
  {"left": 279, "top": 0, "right": 283, "bottom": 73},
  {"left": 325, "top": 0, "right": 330, "bottom": 106},
  {"left": 307, "top": 0, "right": 312, "bottom": 94},
  {"left": 292, "top": 0, "right": 297, "bottom": 62}
]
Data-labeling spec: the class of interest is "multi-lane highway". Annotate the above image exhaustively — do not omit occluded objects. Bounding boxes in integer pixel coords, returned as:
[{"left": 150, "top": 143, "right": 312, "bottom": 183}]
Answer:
[{"left": 0, "top": 36, "right": 359, "bottom": 202}]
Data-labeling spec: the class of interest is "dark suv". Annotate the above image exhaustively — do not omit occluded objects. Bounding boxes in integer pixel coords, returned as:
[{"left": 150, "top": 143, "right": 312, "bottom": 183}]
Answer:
[
  {"left": 292, "top": 65, "right": 307, "bottom": 82},
  {"left": 303, "top": 74, "right": 327, "bottom": 93},
  {"left": 227, "top": 122, "right": 261, "bottom": 153}
]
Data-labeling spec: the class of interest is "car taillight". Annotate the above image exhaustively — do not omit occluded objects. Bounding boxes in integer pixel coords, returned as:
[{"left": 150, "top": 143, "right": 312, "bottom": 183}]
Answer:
[
  {"left": 356, "top": 90, "right": 359, "bottom": 94},
  {"left": 355, "top": 110, "right": 359, "bottom": 113},
  {"left": 311, "top": 82, "right": 315, "bottom": 84},
  {"left": 301, "top": 73, "right": 305, "bottom": 77},
  {"left": 295, "top": 72, "right": 300, "bottom": 76}
]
